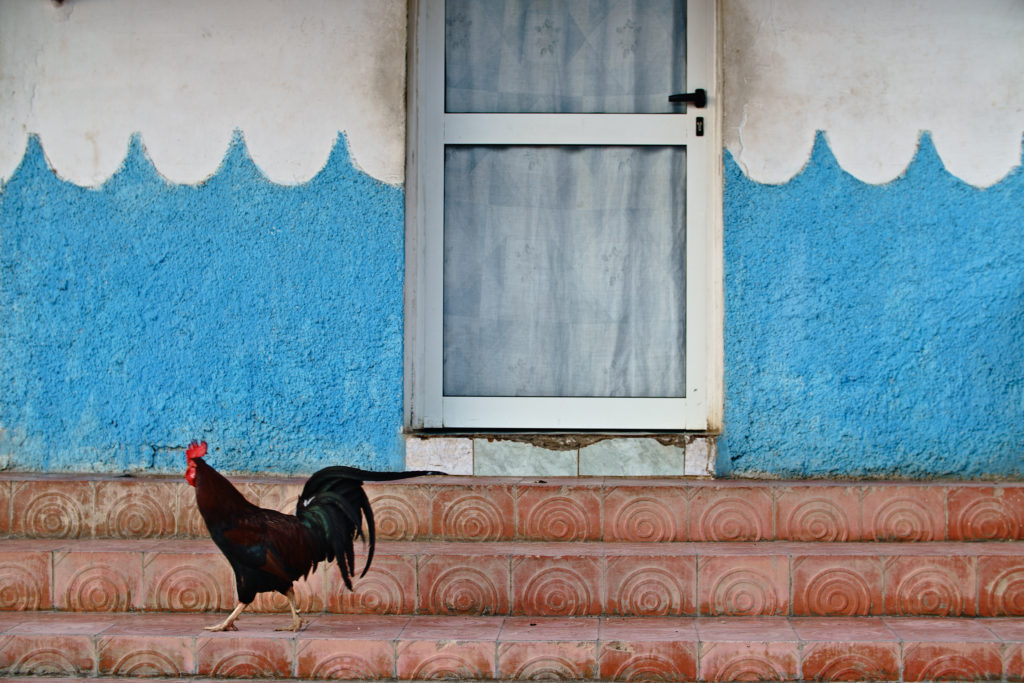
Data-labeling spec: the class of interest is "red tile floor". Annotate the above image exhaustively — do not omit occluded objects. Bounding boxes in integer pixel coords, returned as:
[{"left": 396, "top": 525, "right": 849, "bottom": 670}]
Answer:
[{"left": 2, "top": 472, "right": 1024, "bottom": 680}]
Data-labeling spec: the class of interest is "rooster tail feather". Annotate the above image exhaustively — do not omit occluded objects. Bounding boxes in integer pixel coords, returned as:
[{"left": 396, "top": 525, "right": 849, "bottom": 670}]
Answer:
[
  {"left": 296, "top": 475, "right": 377, "bottom": 592},
  {"left": 295, "top": 466, "right": 440, "bottom": 591},
  {"left": 299, "top": 467, "right": 443, "bottom": 499},
  {"left": 360, "top": 493, "right": 375, "bottom": 579}
]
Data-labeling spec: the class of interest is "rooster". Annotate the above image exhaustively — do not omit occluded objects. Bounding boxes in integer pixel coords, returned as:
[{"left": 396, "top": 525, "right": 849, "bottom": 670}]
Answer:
[{"left": 184, "top": 441, "right": 443, "bottom": 631}]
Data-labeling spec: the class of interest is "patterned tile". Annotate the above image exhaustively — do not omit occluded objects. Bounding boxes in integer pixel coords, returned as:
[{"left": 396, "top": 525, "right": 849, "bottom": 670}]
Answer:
[
  {"left": 397, "top": 640, "right": 496, "bottom": 680},
  {"left": 699, "top": 641, "right": 799, "bottom": 682},
  {"left": 948, "top": 486, "right": 1024, "bottom": 540},
  {"left": 902, "top": 640, "right": 1002, "bottom": 681},
  {"left": 883, "top": 555, "right": 977, "bottom": 616},
  {"left": 603, "top": 485, "right": 688, "bottom": 542},
  {"left": 688, "top": 486, "right": 773, "bottom": 541},
  {"left": 418, "top": 553, "right": 510, "bottom": 616},
  {"left": 295, "top": 637, "right": 395, "bottom": 679},
  {"left": 1007, "top": 642, "right": 1024, "bottom": 682},
  {"left": 196, "top": 634, "right": 292, "bottom": 678},
  {"left": 498, "top": 640, "right": 597, "bottom": 680},
  {"left": 11, "top": 480, "right": 93, "bottom": 538},
  {"left": 0, "top": 549, "right": 52, "bottom": 610},
  {"left": 143, "top": 549, "right": 235, "bottom": 612},
  {"left": 431, "top": 484, "right": 515, "bottom": 541},
  {"left": 801, "top": 640, "right": 899, "bottom": 681},
  {"left": 599, "top": 640, "right": 697, "bottom": 681},
  {"left": 862, "top": 485, "right": 945, "bottom": 541},
  {"left": 512, "top": 555, "right": 603, "bottom": 617},
  {"left": 698, "top": 555, "right": 790, "bottom": 616},
  {"left": 605, "top": 554, "right": 697, "bottom": 616},
  {"left": 93, "top": 480, "right": 177, "bottom": 538},
  {"left": 792, "top": 555, "right": 883, "bottom": 616},
  {"left": 175, "top": 492, "right": 209, "bottom": 538},
  {"left": 328, "top": 554, "right": 416, "bottom": 615},
  {"left": 516, "top": 483, "right": 602, "bottom": 542},
  {"left": 54, "top": 549, "right": 144, "bottom": 611},
  {"left": 775, "top": 485, "right": 862, "bottom": 541},
  {"left": 0, "top": 633, "right": 96, "bottom": 676},
  {"left": 979, "top": 554, "right": 1024, "bottom": 616},
  {"left": 366, "top": 482, "right": 435, "bottom": 540},
  {"left": 97, "top": 633, "right": 195, "bottom": 677}
]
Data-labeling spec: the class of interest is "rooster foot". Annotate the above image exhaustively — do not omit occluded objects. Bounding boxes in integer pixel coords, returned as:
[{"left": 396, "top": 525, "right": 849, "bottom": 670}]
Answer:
[
  {"left": 203, "top": 622, "right": 238, "bottom": 632},
  {"left": 275, "top": 590, "right": 304, "bottom": 631},
  {"left": 203, "top": 602, "right": 246, "bottom": 632},
  {"left": 275, "top": 617, "right": 305, "bottom": 632}
]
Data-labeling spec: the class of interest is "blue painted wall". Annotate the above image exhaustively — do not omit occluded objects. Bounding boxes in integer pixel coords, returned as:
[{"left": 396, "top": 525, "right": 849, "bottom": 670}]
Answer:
[
  {"left": 719, "top": 132, "right": 1024, "bottom": 479},
  {"left": 0, "top": 133, "right": 405, "bottom": 474},
  {"left": 4, "top": 128, "right": 1022, "bottom": 478}
]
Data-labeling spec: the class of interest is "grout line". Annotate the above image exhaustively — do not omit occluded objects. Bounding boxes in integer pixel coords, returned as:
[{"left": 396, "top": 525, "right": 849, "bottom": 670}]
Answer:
[
  {"left": 943, "top": 485, "right": 950, "bottom": 541},
  {"left": 788, "top": 553, "right": 794, "bottom": 617}
]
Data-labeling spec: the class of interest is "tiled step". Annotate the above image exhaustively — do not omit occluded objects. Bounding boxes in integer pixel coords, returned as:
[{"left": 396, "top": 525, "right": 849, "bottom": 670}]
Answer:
[
  {"left": 4, "top": 473, "right": 1024, "bottom": 542},
  {"left": 1, "top": 612, "right": 1022, "bottom": 681},
  {"left": 5, "top": 537, "right": 1023, "bottom": 618}
]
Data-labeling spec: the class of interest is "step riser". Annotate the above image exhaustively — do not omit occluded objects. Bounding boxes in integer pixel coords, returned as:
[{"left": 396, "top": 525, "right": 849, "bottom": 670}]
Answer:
[
  {"left": 4, "top": 543, "right": 1023, "bottom": 618},
  {"left": 4, "top": 476, "right": 1024, "bottom": 542},
  {"left": 1, "top": 614, "right": 1021, "bottom": 681}
]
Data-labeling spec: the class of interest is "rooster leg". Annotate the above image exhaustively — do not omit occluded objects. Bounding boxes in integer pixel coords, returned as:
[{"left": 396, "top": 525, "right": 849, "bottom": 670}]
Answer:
[
  {"left": 275, "top": 589, "right": 304, "bottom": 632},
  {"left": 204, "top": 602, "right": 246, "bottom": 632}
]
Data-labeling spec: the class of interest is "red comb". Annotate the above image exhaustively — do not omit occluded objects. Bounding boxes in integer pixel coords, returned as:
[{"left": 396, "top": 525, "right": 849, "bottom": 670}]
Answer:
[{"left": 186, "top": 441, "right": 207, "bottom": 460}]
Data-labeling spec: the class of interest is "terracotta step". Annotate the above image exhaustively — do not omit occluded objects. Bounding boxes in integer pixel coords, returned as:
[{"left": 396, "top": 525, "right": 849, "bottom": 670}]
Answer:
[
  {"left": 4, "top": 537, "right": 1023, "bottom": 618},
  {"left": 4, "top": 473, "right": 1024, "bottom": 543},
  {"left": 2, "top": 611, "right": 1022, "bottom": 680}
]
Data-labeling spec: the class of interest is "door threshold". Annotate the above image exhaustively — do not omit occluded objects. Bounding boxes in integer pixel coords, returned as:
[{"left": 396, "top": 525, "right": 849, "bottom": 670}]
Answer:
[{"left": 404, "top": 432, "right": 717, "bottom": 478}]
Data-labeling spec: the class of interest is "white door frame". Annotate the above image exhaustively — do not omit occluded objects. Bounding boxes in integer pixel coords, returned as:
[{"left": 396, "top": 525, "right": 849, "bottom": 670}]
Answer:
[{"left": 405, "top": 0, "right": 723, "bottom": 431}]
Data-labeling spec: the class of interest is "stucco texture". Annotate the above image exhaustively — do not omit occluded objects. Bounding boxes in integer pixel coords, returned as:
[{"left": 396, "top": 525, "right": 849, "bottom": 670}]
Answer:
[
  {"left": 0, "top": 133, "right": 405, "bottom": 473},
  {"left": 719, "top": 132, "right": 1024, "bottom": 479}
]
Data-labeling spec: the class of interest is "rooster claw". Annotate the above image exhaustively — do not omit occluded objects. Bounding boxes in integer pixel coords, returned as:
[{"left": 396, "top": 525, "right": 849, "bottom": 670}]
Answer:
[
  {"left": 275, "top": 616, "right": 305, "bottom": 632},
  {"left": 203, "top": 623, "right": 238, "bottom": 632}
]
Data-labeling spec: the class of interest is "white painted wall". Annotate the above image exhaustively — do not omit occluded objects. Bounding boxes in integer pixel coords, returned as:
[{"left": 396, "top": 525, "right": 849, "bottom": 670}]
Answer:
[
  {"left": 722, "top": 0, "right": 1024, "bottom": 187},
  {"left": 0, "top": 0, "right": 407, "bottom": 186},
  {"left": 3, "top": 0, "right": 1021, "bottom": 188}
]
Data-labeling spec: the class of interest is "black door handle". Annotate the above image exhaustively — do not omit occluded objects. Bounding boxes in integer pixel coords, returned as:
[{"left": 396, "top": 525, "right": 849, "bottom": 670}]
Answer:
[{"left": 668, "top": 88, "right": 707, "bottom": 108}]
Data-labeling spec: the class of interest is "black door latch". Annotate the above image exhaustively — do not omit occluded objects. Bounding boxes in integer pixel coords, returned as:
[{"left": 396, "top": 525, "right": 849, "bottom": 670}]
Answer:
[{"left": 668, "top": 88, "right": 707, "bottom": 108}]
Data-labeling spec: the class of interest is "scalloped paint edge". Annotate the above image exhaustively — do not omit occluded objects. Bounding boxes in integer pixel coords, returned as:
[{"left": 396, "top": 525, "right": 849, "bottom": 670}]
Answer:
[
  {"left": 727, "top": 130, "right": 1024, "bottom": 190},
  {"left": 8, "top": 127, "right": 1022, "bottom": 192},
  {"left": 0, "top": 128, "right": 399, "bottom": 190}
]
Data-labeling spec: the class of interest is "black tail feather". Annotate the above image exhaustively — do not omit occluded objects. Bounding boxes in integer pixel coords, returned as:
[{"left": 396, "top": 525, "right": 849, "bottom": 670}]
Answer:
[
  {"left": 295, "top": 467, "right": 442, "bottom": 591},
  {"left": 360, "top": 495, "right": 375, "bottom": 580}
]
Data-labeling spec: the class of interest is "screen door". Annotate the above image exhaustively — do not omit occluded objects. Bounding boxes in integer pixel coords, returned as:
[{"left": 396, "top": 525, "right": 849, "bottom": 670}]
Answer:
[{"left": 412, "top": 0, "right": 719, "bottom": 429}]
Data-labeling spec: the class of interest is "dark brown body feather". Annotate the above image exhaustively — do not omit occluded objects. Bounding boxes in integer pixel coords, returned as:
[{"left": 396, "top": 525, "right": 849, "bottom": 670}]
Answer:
[
  {"left": 192, "top": 456, "right": 442, "bottom": 605},
  {"left": 193, "top": 458, "right": 321, "bottom": 603}
]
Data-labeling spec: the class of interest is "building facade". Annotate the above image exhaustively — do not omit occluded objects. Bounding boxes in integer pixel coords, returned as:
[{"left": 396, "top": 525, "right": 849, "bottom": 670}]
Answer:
[{"left": 1, "top": 0, "right": 1022, "bottom": 478}]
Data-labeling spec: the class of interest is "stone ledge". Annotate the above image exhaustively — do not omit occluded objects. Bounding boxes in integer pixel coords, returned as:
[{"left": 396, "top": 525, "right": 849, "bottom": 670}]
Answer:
[{"left": 404, "top": 434, "right": 717, "bottom": 477}]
